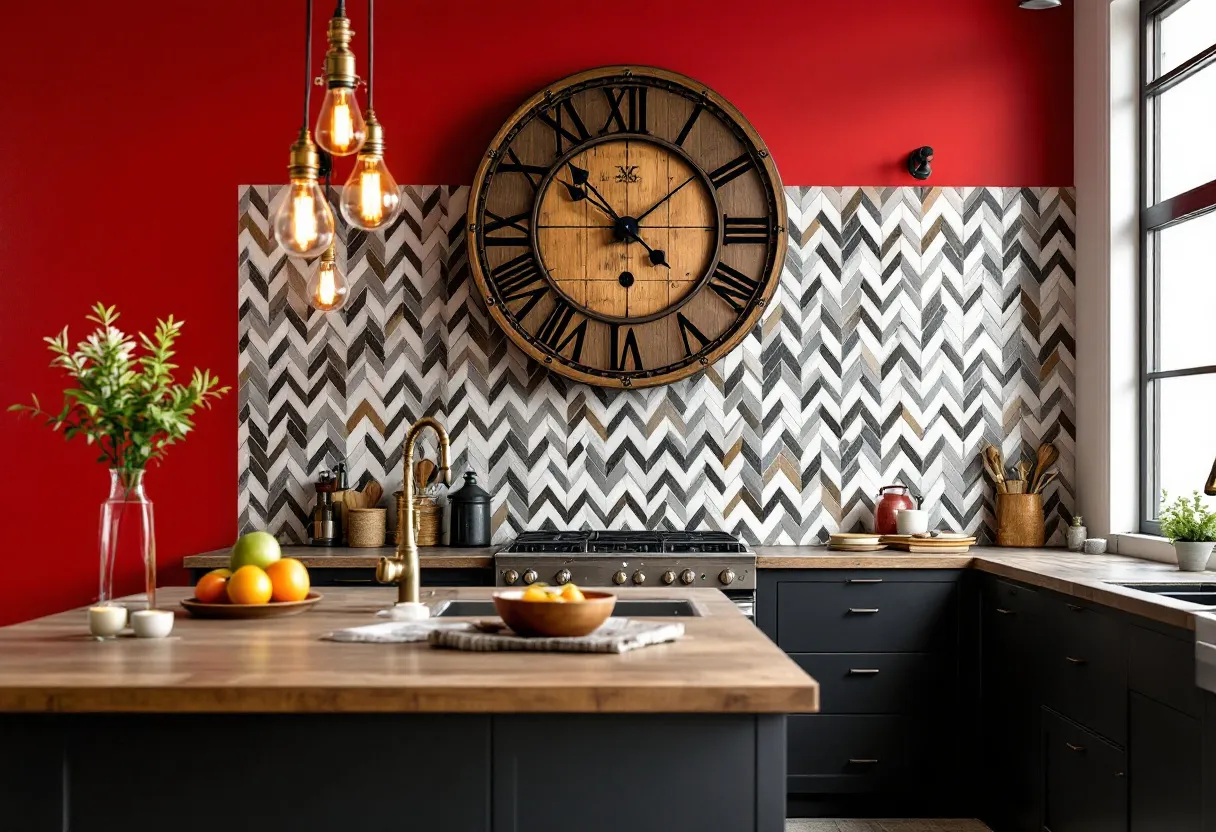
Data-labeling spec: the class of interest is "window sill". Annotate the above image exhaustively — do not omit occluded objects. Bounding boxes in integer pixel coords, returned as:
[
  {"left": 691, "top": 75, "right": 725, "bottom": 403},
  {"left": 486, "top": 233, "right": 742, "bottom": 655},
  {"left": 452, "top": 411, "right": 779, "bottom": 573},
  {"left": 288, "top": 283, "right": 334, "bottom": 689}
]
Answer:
[{"left": 1111, "top": 532, "right": 1178, "bottom": 564}]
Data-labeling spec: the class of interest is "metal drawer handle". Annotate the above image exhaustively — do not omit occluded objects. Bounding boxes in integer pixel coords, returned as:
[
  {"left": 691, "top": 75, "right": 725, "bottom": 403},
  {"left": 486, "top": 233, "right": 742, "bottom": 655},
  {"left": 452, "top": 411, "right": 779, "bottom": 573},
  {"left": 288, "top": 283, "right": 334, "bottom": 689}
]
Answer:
[
  {"left": 1065, "top": 742, "right": 1086, "bottom": 753},
  {"left": 1066, "top": 603, "right": 1084, "bottom": 612},
  {"left": 1065, "top": 656, "right": 1089, "bottom": 665},
  {"left": 848, "top": 668, "right": 881, "bottom": 675},
  {"left": 848, "top": 758, "right": 880, "bottom": 765},
  {"left": 847, "top": 578, "right": 883, "bottom": 584},
  {"left": 847, "top": 608, "right": 880, "bottom": 614},
  {"left": 995, "top": 607, "right": 1015, "bottom": 615}
]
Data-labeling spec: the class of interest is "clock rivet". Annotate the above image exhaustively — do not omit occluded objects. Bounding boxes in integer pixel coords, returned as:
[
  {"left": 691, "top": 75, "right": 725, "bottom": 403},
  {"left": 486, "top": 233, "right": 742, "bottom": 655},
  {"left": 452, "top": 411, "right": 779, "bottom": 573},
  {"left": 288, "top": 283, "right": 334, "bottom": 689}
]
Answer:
[
  {"left": 758, "top": 299, "right": 767, "bottom": 307},
  {"left": 700, "top": 357, "right": 709, "bottom": 366},
  {"left": 544, "top": 89, "right": 553, "bottom": 99},
  {"left": 759, "top": 149, "right": 769, "bottom": 158},
  {"left": 622, "top": 378, "right": 632, "bottom": 387},
  {"left": 545, "top": 357, "right": 553, "bottom": 364},
  {"left": 777, "top": 225, "right": 785, "bottom": 233},
  {"left": 470, "top": 223, "right": 478, "bottom": 231},
  {"left": 486, "top": 296, "right": 496, "bottom": 306},
  {"left": 623, "top": 68, "right": 633, "bottom": 77}
]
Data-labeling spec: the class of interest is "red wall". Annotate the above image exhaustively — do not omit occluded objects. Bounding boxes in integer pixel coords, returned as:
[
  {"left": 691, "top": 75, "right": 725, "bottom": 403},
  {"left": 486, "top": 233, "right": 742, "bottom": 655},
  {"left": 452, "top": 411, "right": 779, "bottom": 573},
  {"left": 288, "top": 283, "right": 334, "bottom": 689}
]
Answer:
[{"left": 0, "top": 0, "right": 1072, "bottom": 625}]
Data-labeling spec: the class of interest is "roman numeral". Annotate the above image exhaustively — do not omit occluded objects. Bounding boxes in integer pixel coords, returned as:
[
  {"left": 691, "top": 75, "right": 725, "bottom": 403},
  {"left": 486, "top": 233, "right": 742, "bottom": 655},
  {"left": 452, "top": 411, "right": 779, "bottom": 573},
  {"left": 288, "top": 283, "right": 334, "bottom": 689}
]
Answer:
[
  {"left": 673, "top": 103, "right": 704, "bottom": 147},
  {"left": 492, "top": 253, "right": 549, "bottom": 320},
  {"left": 599, "top": 86, "right": 648, "bottom": 135},
  {"left": 498, "top": 148, "right": 548, "bottom": 191},
  {"left": 708, "top": 262, "right": 761, "bottom": 313},
  {"left": 722, "top": 216, "right": 771, "bottom": 245},
  {"left": 609, "top": 324, "right": 643, "bottom": 372},
  {"left": 708, "top": 153, "right": 753, "bottom": 189},
  {"left": 676, "top": 313, "right": 712, "bottom": 357},
  {"left": 535, "top": 299, "right": 587, "bottom": 363},
  {"left": 538, "top": 100, "right": 591, "bottom": 155},
  {"left": 483, "top": 211, "right": 530, "bottom": 247}
]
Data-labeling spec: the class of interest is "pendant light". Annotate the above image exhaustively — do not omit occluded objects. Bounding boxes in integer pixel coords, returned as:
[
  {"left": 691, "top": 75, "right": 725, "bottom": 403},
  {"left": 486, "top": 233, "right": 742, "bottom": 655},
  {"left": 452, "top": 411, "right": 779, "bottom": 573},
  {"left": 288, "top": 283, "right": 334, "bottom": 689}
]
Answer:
[
  {"left": 274, "top": 0, "right": 336, "bottom": 258},
  {"left": 314, "top": 1, "right": 366, "bottom": 156},
  {"left": 340, "top": 0, "right": 401, "bottom": 230},
  {"left": 307, "top": 173, "right": 350, "bottom": 312}
]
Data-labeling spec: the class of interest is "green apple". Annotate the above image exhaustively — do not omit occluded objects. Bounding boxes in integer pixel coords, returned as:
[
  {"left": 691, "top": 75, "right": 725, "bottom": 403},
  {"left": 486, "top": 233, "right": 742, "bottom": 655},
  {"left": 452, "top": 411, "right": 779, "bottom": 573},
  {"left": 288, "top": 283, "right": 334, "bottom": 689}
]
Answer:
[{"left": 229, "top": 531, "right": 282, "bottom": 571}]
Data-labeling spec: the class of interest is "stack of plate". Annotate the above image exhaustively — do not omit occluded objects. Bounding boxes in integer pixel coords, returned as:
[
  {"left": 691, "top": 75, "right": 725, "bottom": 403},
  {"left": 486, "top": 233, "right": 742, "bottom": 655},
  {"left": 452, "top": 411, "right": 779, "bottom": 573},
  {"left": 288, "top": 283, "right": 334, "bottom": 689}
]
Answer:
[
  {"left": 879, "top": 533, "right": 976, "bottom": 554},
  {"left": 827, "top": 533, "right": 887, "bottom": 552}
]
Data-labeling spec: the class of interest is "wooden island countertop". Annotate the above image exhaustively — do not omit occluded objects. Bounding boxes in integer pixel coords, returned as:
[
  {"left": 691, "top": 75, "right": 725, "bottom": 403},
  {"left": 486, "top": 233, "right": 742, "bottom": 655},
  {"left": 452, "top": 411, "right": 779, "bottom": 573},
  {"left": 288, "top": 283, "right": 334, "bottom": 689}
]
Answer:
[{"left": 0, "top": 586, "right": 818, "bottom": 716}]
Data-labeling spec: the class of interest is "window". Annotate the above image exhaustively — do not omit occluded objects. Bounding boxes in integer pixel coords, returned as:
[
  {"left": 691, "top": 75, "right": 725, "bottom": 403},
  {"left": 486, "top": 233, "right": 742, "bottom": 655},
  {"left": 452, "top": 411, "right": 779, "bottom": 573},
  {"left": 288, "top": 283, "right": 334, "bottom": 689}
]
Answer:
[{"left": 1141, "top": 0, "right": 1216, "bottom": 534}]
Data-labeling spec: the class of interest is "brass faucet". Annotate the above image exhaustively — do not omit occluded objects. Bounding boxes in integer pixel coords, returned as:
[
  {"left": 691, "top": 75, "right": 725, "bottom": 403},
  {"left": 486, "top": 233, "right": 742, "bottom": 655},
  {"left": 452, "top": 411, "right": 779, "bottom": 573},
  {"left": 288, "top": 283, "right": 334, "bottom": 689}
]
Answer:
[{"left": 376, "top": 416, "right": 451, "bottom": 604}]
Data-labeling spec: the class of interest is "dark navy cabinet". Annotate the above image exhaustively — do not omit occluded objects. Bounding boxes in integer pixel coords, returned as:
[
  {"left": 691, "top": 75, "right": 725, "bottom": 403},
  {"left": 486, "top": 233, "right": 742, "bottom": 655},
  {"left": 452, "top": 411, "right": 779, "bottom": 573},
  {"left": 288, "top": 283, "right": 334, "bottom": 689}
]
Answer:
[
  {"left": 1041, "top": 707, "right": 1127, "bottom": 832},
  {"left": 759, "top": 569, "right": 973, "bottom": 816}
]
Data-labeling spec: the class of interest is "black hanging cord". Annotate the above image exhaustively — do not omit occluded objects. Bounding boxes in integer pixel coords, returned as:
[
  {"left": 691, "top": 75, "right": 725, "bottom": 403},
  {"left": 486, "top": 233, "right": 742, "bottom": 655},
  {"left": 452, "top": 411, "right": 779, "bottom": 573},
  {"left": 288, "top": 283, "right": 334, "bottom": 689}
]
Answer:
[
  {"left": 367, "top": 0, "right": 374, "bottom": 108},
  {"left": 302, "top": 0, "right": 314, "bottom": 131}
]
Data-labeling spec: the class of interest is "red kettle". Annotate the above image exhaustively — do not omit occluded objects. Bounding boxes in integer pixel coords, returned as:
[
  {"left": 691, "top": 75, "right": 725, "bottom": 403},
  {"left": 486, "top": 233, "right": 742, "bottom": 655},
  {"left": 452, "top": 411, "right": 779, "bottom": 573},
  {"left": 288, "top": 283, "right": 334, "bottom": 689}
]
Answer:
[{"left": 874, "top": 484, "right": 917, "bottom": 535}]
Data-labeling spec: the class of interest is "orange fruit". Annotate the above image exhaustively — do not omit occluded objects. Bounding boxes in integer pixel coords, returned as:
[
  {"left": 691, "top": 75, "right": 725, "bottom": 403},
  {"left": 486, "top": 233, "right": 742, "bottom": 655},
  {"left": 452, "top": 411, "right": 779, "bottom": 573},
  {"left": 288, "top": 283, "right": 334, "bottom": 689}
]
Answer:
[
  {"left": 560, "top": 583, "right": 585, "bottom": 603},
  {"left": 226, "top": 565, "right": 273, "bottom": 605},
  {"left": 207, "top": 568, "right": 232, "bottom": 578},
  {"left": 194, "top": 572, "right": 229, "bottom": 604},
  {"left": 265, "top": 558, "right": 310, "bottom": 602}
]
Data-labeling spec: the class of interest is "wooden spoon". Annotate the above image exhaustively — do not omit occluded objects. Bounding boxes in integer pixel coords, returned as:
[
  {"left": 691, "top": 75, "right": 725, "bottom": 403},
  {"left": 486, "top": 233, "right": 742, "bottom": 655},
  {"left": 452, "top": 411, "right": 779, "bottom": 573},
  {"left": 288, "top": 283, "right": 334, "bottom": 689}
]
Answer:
[
  {"left": 1031, "top": 443, "right": 1059, "bottom": 493},
  {"left": 362, "top": 480, "right": 383, "bottom": 508},
  {"left": 415, "top": 459, "right": 437, "bottom": 490},
  {"left": 983, "top": 445, "right": 1007, "bottom": 493},
  {"left": 1015, "top": 460, "right": 1033, "bottom": 483},
  {"left": 1035, "top": 469, "right": 1059, "bottom": 494}
]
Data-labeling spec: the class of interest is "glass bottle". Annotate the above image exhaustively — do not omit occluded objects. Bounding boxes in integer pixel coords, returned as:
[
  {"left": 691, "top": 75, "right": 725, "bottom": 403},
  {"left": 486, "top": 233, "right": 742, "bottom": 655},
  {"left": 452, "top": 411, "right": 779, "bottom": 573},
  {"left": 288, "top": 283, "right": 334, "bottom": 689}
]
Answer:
[
  {"left": 98, "top": 469, "right": 157, "bottom": 610},
  {"left": 1066, "top": 515, "right": 1087, "bottom": 552}
]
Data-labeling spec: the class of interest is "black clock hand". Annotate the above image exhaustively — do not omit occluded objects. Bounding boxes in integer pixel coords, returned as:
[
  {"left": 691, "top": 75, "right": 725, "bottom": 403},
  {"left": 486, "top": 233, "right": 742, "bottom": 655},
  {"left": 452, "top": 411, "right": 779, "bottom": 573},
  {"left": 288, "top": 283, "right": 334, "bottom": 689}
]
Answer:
[
  {"left": 635, "top": 175, "right": 697, "bottom": 223},
  {"left": 624, "top": 230, "right": 671, "bottom": 269},
  {"left": 560, "top": 180, "right": 620, "bottom": 223}
]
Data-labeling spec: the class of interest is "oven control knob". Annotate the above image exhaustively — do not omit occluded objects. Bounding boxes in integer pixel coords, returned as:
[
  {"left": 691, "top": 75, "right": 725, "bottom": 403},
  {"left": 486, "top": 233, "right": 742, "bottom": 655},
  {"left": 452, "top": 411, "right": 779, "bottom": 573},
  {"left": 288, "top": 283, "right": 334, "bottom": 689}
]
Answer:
[
  {"left": 503, "top": 569, "right": 520, "bottom": 586},
  {"left": 555, "top": 569, "right": 572, "bottom": 585},
  {"left": 661, "top": 570, "right": 676, "bottom": 585},
  {"left": 680, "top": 569, "right": 696, "bottom": 585},
  {"left": 719, "top": 569, "right": 736, "bottom": 586},
  {"left": 633, "top": 571, "right": 646, "bottom": 585},
  {"left": 612, "top": 570, "right": 628, "bottom": 585},
  {"left": 522, "top": 569, "right": 538, "bottom": 585}
]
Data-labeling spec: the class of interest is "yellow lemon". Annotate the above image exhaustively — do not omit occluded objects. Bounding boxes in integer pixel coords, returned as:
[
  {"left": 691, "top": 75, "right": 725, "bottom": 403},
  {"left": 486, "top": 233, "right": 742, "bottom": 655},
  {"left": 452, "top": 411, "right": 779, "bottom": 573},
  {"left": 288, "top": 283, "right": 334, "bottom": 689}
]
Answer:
[{"left": 560, "top": 584, "right": 586, "bottom": 602}]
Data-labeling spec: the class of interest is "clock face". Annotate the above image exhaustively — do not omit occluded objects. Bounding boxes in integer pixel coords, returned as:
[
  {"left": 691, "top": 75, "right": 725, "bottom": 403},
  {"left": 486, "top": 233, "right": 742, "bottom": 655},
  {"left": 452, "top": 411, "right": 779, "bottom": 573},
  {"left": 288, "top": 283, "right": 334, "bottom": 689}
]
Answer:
[{"left": 468, "top": 66, "right": 786, "bottom": 388}]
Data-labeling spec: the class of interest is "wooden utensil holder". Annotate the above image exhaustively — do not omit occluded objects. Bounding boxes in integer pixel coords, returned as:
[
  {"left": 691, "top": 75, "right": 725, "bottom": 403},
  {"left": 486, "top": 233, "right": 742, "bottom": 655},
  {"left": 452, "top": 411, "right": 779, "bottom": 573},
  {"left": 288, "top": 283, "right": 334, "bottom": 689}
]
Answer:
[{"left": 997, "top": 493, "right": 1045, "bottom": 547}]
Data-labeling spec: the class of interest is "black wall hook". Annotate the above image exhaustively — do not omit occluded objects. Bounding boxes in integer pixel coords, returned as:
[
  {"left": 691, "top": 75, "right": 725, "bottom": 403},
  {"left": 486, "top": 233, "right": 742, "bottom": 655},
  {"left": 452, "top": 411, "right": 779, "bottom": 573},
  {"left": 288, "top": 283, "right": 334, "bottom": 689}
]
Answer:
[{"left": 907, "top": 146, "right": 934, "bottom": 180}]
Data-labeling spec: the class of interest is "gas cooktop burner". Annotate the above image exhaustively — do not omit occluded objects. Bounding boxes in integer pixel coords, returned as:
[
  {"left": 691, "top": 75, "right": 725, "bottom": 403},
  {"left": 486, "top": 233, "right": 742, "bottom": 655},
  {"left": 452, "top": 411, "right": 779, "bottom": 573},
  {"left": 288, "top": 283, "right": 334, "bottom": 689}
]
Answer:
[{"left": 503, "top": 530, "right": 748, "bottom": 555}]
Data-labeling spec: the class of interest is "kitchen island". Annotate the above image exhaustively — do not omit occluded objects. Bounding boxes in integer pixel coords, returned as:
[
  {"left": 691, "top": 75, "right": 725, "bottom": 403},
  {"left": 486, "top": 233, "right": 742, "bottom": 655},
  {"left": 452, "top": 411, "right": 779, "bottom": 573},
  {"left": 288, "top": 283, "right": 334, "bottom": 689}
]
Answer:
[{"left": 0, "top": 586, "right": 816, "bottom": 832}]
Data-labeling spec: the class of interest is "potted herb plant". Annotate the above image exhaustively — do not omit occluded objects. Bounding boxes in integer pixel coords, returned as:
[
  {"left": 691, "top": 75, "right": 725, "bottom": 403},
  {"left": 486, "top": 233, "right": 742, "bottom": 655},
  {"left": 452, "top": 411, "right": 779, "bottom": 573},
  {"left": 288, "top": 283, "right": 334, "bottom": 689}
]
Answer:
[
  {"left": 10, "top": 304, "right": 228, "bottom": 609},
  {"left": 1159, "top": 491, "right": 1216, "bottom": 572}
]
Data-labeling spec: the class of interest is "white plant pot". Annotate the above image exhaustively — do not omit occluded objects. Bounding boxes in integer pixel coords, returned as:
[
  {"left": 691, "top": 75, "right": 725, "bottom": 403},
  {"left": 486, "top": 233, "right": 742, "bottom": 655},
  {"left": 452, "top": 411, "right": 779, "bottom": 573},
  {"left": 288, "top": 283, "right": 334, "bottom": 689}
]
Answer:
[{"left": 1174, "top": 541, "right": 1215, "bottom": 572}]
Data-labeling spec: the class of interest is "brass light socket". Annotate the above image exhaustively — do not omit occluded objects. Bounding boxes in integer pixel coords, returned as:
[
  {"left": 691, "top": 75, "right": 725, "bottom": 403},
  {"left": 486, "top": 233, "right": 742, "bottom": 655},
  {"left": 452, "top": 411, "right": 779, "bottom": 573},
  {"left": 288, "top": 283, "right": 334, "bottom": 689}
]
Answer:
[
  {"left": 321, "top": 13, "right": 358, "bottom": 89},
  {"left": 319, "top": 243, "right": 337, "bottom": 265},
  {"left": 288, "top": 129, "right": 321, "bottom": 181},
  {"left": 361, "top": 109, "right": 385, "bottom": 157}
]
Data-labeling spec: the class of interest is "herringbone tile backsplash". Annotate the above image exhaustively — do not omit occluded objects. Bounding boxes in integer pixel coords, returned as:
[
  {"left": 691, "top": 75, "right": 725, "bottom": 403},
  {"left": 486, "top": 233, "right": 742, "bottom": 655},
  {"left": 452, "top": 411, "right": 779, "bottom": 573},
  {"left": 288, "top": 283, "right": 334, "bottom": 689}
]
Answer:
[{"left": 237, "top": 185, "right": 1075, "bottom": 545}]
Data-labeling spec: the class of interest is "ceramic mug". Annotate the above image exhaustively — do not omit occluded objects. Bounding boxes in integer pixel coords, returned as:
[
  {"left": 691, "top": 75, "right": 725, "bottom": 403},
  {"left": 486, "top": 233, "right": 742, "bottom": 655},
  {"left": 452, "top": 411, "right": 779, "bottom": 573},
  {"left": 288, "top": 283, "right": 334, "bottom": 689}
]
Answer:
[
  {"left": 895, "top": 509, "right": 929, "bottom": 535},
  {"left": 130, "top": 609, "right": 175, "bottom": 639}
]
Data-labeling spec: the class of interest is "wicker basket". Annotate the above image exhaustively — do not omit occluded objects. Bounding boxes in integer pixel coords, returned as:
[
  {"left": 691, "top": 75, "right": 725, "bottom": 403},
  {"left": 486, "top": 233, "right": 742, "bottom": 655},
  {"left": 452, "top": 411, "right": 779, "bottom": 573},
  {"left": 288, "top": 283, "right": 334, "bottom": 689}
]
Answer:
[
  {"left": 394, "top": 491, "right": 441, "bottom": 547},
  {"left": 347, "top": 507, "right": 387, "bottom": 548}
]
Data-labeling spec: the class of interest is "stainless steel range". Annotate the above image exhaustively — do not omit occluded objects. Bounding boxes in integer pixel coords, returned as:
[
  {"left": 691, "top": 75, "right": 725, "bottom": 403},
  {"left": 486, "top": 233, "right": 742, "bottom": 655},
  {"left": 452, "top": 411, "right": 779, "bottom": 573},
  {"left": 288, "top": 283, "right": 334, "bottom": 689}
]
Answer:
[{"left": 494, "top": 530, "right": 756, "bottom": 619}]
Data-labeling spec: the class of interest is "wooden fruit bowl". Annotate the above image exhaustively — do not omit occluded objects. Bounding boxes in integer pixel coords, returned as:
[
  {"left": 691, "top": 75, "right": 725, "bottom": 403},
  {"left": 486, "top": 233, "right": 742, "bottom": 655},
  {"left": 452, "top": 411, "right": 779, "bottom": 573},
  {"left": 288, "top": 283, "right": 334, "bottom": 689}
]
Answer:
[
  {"left": 180, "top": 593, "right": 323, "bottom": 619},
  {"left": 492, "top": 590, "right": 615, "bottom": 637}
]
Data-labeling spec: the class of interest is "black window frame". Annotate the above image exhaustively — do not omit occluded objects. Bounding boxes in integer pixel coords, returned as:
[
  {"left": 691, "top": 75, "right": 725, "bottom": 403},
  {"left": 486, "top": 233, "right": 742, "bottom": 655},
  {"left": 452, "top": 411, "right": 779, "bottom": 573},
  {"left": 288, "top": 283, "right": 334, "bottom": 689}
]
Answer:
[{"left": 1139, "top": 0, "right": 1216, "bottom": 535}]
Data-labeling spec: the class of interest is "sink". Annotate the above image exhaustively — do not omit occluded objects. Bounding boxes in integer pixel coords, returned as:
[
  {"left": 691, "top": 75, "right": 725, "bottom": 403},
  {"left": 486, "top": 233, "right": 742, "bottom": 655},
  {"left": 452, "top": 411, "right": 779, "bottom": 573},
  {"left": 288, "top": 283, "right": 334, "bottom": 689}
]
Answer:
[
  {"left": 431, "top": 599, "right": 701, "bottom": 618},
  {"left": 1107, "top": 582, "right": 1216, "bottom": 606}
]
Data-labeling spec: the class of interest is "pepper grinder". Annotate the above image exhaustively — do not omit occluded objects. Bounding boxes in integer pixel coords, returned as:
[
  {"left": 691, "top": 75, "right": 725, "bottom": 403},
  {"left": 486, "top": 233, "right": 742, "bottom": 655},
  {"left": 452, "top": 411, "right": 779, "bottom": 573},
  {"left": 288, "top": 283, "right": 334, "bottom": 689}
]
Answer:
[{"left": 310, "top": 470, "right": 339, "bottom": 547}]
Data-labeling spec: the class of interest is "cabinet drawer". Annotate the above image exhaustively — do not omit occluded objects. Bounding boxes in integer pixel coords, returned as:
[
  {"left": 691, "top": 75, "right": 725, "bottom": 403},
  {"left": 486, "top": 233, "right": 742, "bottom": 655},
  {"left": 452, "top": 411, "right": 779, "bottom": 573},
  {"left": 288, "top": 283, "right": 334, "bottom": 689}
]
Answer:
[
  {"left": 1041, "top": 708, "right": 1127, "bottom": 832},
  {"left": 1129, "top": 625, "right": 1201, "bottom": 718},
  {"left": 1043, "top": 598, "right": 1127, "bottom": 744},
  {"left": 786, "top": 715, "right": 907, "bottom": 794},
  {"left": 790, "top": 653, "right": 952, "bottom": 714},
  {"left": 776, "top": 579, "right": 958, "bottom": 652}
]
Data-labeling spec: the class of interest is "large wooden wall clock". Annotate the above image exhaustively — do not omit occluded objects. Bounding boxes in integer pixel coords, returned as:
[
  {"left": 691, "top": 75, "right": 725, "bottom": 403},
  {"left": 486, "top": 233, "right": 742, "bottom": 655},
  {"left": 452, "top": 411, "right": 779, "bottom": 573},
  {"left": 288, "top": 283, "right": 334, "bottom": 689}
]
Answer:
[{"left": 467, "top": 66, "right": 786, "bottom": 388}]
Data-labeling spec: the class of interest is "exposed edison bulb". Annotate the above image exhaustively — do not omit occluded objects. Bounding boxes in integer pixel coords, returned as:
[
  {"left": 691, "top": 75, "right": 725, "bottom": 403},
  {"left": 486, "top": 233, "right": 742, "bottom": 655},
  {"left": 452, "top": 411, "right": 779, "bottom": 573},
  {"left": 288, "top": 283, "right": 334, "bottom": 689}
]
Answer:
[
  {"left": 341, "top": 153, "right": 400, "bottom": 230},
  {"left": 274, "top": 179, "right": 335, "bottom": 258},
  {"left": 307, "top": 246, "right": 349, "bottom": 312},
  {"left": 273, "top": 132, "right": 336, "bottom": 259},
  {"left": 315, "top": 87, "right": 366, "bottom": 156},
  {"left": 339, "top": 110, "right": 401, "bottom": 230}
]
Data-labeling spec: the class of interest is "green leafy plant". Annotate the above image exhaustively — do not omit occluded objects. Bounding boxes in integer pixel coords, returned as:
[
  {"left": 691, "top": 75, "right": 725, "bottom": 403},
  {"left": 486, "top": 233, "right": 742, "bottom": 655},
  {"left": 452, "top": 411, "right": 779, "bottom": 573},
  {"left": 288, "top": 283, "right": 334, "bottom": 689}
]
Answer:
[
  {"left": 8, "top": 303, "right": 229, "bottom": 471},
  {"left": 1159, "top": 491, "right": 1216, "bottom": 543}
]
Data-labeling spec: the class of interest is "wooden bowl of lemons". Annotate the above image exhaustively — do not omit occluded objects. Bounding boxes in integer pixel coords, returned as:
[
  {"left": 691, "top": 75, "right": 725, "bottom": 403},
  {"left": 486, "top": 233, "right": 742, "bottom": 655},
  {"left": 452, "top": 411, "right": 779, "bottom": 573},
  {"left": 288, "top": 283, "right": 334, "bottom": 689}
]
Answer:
[{"left": 492, "top": 584, "right": 616, "bottom": 637}]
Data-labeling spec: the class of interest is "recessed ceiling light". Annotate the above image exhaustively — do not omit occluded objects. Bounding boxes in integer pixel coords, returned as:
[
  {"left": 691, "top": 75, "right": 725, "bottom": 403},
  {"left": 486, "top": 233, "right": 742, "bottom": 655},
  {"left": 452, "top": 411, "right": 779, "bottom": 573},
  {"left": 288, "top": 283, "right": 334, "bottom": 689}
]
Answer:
[{"left": 1019, "top": 0, "right": 1062, "bottom": 8}]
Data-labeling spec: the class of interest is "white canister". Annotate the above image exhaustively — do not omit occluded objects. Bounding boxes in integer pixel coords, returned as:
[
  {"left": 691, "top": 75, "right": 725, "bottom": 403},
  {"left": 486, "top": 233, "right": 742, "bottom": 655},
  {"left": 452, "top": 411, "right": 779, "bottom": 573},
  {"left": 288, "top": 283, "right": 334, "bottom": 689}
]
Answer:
[
  {"left": 1174, "top": 541, "right": 1215, "bottom": 572},
  {"left": 895, "top": 509, "right": 929, "bottom": 535}
]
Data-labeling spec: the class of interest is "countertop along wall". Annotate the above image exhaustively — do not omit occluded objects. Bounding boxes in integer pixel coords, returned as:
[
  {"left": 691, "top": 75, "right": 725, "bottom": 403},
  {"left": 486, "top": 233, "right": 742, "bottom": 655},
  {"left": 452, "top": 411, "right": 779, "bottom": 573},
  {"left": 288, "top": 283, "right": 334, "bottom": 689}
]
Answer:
[{"left": 0, "top": 0, "right": 1073, "bottom": 625}]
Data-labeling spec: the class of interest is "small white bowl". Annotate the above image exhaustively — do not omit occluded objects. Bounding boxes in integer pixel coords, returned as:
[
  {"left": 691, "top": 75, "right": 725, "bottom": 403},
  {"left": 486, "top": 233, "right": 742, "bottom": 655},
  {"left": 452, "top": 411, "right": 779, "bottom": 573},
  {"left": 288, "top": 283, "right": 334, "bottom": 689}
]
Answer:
[
  {"left": 130, "top": 609, "right": 175, "bottom": 639},
  {"left": 895, "top": 509, "right": 929, "bottom": 535},
  {"left": 88, "top": 605, "right": 128, "bottom": 638}
]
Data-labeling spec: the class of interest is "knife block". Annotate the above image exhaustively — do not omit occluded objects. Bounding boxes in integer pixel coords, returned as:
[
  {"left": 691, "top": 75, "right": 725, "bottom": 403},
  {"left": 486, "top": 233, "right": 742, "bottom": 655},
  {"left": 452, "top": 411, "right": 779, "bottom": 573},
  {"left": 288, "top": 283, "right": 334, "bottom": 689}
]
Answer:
[{"left": 997, "top": 493, "right": 1045, "bottom": 547}]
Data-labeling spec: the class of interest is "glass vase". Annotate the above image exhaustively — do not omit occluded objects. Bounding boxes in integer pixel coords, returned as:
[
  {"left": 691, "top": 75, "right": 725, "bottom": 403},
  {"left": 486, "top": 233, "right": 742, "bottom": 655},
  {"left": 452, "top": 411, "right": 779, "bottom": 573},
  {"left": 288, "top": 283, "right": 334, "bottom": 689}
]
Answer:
[{"left": 98, "top": 469, "right": 157, "bottom": 610}]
